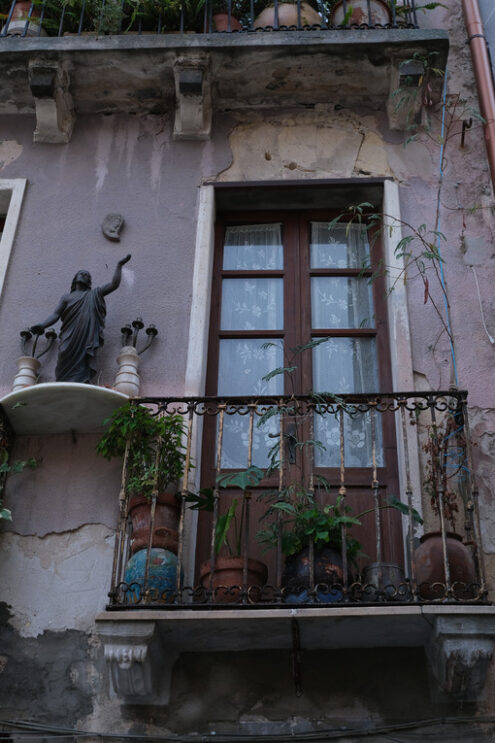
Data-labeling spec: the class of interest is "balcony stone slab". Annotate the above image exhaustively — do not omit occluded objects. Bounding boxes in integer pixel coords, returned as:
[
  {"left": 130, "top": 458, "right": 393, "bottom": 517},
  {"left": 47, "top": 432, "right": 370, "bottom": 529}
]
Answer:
[
  {"left": 96, "top": 604, "right": 495, "bottom": 705},
  {"left": 0, "top": 382, "right": 128, "bottom": 434},
  {"left": 0, "top": 29, "right": 449, "bottom": 136}
]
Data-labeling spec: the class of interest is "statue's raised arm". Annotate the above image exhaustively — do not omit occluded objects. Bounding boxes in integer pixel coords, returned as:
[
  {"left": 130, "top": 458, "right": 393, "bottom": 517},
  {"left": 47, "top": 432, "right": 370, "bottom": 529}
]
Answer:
[
  {"left": 100, "top": 254, "right": 132, "bottom": 296},
  {"left": 29, "top": 255, "right": 131, "bottom": 384}
]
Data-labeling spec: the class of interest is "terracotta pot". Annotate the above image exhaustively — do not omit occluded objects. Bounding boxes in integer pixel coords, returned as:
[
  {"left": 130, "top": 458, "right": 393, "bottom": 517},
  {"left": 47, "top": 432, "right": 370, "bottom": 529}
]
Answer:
[
  {"left": 212, "top": 12, "right": 242, "bottom": 31},
  {"left": 254, "top": 2, "right": 321, "bottom": 29},
  {"left": 128, "top": 491, "right": 180, "bottom": 555},
  {"left": 200, "top": 556, "right": 268, "bottom": 603},
  {"left": 413, "top": 532, "right": 477, "bottom": 599},
  {"left": 5, "top": 0, "right": 47, "bottom": 36},
  {"left": 330, "top": 0, "right": 392, "bottom": 26}
]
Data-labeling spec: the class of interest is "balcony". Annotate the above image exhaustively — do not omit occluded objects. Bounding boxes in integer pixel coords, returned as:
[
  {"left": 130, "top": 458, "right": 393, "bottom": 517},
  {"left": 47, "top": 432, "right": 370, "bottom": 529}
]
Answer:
[
  {"left": 0, "top": 0, "right": 449, "bottom": 139},
  {"left": 96, "top": 390, "right": 495, "bottom": 705}
]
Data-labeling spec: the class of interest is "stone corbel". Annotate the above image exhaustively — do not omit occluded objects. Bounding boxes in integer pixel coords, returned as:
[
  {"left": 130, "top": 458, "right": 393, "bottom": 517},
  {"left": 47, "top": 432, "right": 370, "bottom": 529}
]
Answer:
[
  {"left": 173, "top": 55, "right": 211, "bottom": 141},
  {"left": 426, "top": 615, "right": 495, "bottom": 701},
  {"left": 29, "top": 59, "right": 75, "bottom": 144},
  {"left": 97, "top": 620, "right": 178, "bottom": 704}
]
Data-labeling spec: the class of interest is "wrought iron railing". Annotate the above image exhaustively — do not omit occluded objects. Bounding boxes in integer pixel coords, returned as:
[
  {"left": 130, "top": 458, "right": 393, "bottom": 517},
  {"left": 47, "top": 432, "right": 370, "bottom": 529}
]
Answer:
[
  {"left": 1, "top": 0, "right": 421, "bottom": 39},
  {"left": 106, "top": 389, "right": 488, "bottom": 609}
]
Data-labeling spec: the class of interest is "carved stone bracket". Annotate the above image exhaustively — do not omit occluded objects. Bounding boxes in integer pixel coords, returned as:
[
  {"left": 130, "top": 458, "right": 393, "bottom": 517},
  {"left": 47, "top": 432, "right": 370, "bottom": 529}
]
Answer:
[
  {"left": 426, "top": 614, "right": 495, "bottom": 700},
  {"left": 386, "top": 56, "right": 443, "bottom": 132},
  {"left": 173, "top": 55, "right": 212, "bottom": 141},
  {"left": 97, "top": 620, "right": 178, "bottom": 704},
  {"left": 29, "top": 59, "right": 75, "bottom": 144}
]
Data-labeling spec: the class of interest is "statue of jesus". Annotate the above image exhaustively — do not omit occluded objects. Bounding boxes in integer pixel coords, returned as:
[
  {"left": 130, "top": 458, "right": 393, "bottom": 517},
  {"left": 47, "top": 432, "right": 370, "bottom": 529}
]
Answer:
[{"left": 30, "top": 255, "right": 131, "bottom": 384}]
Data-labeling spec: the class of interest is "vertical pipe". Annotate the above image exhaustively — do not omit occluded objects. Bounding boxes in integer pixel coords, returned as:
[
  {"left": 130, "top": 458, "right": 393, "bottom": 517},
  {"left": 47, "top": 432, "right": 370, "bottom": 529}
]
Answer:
[
  {"left": 460, "top": 398, "right": 487, "bottom": 598},
  {"left": 307, "top": 403, "right": 315, "bottom": 601},
  {"left": 339, "top": 407, "right": 348, "bottom": 595},
  {"left": 209, "top": 405, "right": 225, "bottom": 601},
  {"left": 241, "top": 405, "right": 255, "bottom": 603},
  {"left": 176, "top": 404, "right": 194, "bottom": 601},
  {"left": 463, "top": 0, "right": 495, "bottom": 192},
  {"left": 143, "top": 432, "right": 162, "bottom": 603},
  {"left": 400, "top": 402, "right": 417, "bottom": 600},
  {"left": 276, "top": 399, "right": 285, "bottom": 599},
  {"left": 371, "top": 408, "right": 382, "bottom": 568},
  {"left": 110, "top": 436, "right": 131, "bottom": 602},
  {"left": 430, "top": 404, "right": 452, "bottom": 598}
]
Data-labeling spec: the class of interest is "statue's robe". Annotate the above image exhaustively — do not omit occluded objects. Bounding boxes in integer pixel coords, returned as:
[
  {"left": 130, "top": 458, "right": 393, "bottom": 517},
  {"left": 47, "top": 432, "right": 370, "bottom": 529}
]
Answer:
[{"left": 55, "top": 288, "right": 106, "bottom": 383}]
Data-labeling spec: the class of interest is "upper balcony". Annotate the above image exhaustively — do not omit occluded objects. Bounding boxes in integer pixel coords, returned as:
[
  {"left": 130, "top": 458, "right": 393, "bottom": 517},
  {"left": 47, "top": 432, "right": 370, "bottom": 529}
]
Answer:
[{"left": 0, "top": 0, "right": 449, "bottom": 140}]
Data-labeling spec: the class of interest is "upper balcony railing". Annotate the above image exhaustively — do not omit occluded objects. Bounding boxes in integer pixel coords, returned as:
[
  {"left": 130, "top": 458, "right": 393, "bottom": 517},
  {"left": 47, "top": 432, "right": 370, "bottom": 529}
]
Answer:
[
  {"left": 104, "top": 389, "right": 489, "bottom": 611},
  {"left": 1, "top": 0, "right": 424, "bottom": 39}
]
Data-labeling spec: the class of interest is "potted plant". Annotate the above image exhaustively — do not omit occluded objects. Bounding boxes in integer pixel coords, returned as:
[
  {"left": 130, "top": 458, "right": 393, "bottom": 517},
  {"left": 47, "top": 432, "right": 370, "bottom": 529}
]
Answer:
[
  {"left": 253, "top": 0, "right": 321, "bottom": 30},
  {"left": 1, "top": 0, "right": 48, "bottom": 35},
  {"left": 413, "top": 418, "right": 476, "bottom": 599},
  {"left": 329, "top": 0, "right": 444, "bottom": 26},
  {"left": 97, "top": 403, "right": 187, "bottom": 555},
  {"left": 257, "top": 487, "right": 364, "bottom": 602},
  {"left": 187, "top": 465, "right": 268, "bottom": 603},
  {"left": 210, "top": 0, "right": 243, "bottom": 31}
]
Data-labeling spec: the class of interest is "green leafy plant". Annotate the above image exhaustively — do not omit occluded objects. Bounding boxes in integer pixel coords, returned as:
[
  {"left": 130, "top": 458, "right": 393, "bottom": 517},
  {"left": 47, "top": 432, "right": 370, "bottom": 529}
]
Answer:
[
  {"left": 186, "top": 465, "right": 265, "bottom": 556},
  {"left": 96, "top": 403, "right": 188, "bottom": 499},
  {"left": 0, "top": 450, "right": 38, "bottom": 522}
]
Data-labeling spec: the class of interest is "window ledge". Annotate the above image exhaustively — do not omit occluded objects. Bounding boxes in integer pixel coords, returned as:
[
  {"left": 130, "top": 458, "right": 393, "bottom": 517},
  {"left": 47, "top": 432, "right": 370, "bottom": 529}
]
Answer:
[{"left": 96, "top": 605, "right": 495, "bottom": 704}]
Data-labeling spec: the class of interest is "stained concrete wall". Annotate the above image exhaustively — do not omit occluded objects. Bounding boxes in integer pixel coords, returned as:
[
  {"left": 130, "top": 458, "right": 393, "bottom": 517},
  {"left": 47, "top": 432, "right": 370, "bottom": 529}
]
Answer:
[{"left": 1, "top": 0, "right": 495, "bottom": 739}]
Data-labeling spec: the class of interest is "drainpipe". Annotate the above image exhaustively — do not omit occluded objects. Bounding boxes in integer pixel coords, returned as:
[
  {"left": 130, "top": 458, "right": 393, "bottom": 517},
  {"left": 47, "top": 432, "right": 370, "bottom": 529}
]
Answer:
[{"left": 462, "top": 0, "right": 495, "bottom": 191}]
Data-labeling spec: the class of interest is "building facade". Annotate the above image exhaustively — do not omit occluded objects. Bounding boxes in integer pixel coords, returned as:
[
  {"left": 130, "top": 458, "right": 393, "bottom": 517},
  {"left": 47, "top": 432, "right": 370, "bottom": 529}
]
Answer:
[{"left": 1, "top": 0, "right": 495, "bottom": 740}]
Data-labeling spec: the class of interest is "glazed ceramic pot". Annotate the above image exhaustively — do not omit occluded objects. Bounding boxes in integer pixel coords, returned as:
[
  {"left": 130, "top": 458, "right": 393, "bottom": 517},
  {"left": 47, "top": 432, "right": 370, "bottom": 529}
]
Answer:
[
  {"left": 330, "top": 0, "right": 391, "bottom": 26},
  {"left": 413, "top": 532, "right": 476, "bottom": 599},
  {"left": 254, "top": 2, "right": 321, "bottom": 29},
  {"left": 200, "top": 556, "right": 268, "bottom": 603},
  {"left": 128, "top": 492, "right": 180, "bottom": 555},
  {"left": 283, "top": 545, "right": 344, "bottom": 603},
  {"left": 124, "top": 547, "right": 178, "bottom": 604}
]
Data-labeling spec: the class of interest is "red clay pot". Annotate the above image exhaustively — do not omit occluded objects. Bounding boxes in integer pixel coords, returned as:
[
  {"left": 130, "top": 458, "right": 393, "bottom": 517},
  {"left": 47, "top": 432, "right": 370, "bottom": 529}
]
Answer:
[
  {"left": 212, "top": 12, "right": 242, "bottom": 31},
  {"left": 413, "top": 532, "right": 476, "bottom": 599},
  {"left": 200, "top": 556, "right": 268, "bottom": 603},
  {"left": 128, "top": 492, "right": 180, "bottom": 555}
]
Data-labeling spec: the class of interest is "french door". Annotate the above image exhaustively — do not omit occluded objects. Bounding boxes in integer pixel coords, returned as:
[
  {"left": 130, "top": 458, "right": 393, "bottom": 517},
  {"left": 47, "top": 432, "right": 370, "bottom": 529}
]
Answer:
[{"left": 198, "top": 209, "right": 403, "bottom": 574}]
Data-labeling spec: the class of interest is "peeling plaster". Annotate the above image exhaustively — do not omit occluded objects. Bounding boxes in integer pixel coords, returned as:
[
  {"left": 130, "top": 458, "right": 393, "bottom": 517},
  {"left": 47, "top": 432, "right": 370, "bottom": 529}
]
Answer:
[
  {"left": 0, "top": 140, "right": 23, "bottom": 171},
  {"left": 217, "top": 122, "right": 363, "bottom": 181},
  {"left": 468, "top": 406, "right": 495, "bottom": 556},
  {"left": 0, "top": 524, "right": 115, "bottom": 637}
]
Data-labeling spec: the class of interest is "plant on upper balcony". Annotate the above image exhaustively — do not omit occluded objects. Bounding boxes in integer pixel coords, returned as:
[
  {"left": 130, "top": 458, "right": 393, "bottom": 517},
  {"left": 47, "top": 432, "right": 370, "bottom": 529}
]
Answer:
[{"left": 253, "top": 0, "right": 321, "bottom": 30}]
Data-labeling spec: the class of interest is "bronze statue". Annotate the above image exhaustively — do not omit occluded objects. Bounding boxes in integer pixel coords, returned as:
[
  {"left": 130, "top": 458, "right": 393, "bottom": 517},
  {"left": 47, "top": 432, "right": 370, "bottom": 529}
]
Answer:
[{"left": 30, "top": 255, "right": 131, "bottom": 384}]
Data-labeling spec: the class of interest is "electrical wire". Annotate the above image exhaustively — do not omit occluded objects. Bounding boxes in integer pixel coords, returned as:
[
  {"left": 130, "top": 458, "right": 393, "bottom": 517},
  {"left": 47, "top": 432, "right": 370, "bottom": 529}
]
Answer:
[
  {"left": 1, "top": 716, "right": 495, "bottom": 742},
  {"left": 471, "top": 265, "right": 495, "bottom": 344}
]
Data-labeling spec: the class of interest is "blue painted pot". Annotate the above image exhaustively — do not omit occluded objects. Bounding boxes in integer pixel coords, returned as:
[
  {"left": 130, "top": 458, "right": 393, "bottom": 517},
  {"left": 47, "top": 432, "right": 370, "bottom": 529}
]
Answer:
[{"left": 123, "top": 548, "right": 178, "bottom": 604}]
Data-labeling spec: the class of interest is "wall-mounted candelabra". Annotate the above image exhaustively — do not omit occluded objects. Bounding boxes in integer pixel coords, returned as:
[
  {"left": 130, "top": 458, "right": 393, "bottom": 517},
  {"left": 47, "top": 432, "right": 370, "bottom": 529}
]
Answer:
[
  {"left": 13, "top": 328, "right": 58, "bottom": 392},
  {"left": 113, "top": 318, "right": 158, "bottom": 397}
]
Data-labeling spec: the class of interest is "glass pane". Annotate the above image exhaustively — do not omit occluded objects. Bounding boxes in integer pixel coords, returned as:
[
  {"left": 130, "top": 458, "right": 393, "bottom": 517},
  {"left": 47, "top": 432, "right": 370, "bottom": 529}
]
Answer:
[
  {"left": 218, "top": 339, "right": 284, "bottom": 396},
  {"left": 220, "top": 412, "right": 280, "bottom": 469},
  {"left": 311, "top": 277, "right": 374, "bottom": 329},
  {"left": 314, "top": 410, "right": 384, "bottom": 468},
  {"left": 223, "top": 224, "right": 283, "bottom": 270},
  {"left": 310, "top": 222, "right": 370, "bottom": 269},
  {"left": 313, "top": 337, "right": 379, "bottom": 394},
  {"left": 221, "top": 278, "right": 283, "bottom": 331}
]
